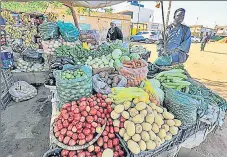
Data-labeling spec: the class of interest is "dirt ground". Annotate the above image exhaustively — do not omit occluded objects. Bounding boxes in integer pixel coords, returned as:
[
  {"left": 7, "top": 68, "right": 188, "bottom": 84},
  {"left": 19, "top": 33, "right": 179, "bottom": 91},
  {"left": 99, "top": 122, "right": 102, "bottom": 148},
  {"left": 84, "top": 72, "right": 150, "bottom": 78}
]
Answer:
[
  {"left": 1, "top": 43, "right": 227, "bottom": 157},
  {"left": 1, "top": 86, "right": 52, "bottom": 157}
]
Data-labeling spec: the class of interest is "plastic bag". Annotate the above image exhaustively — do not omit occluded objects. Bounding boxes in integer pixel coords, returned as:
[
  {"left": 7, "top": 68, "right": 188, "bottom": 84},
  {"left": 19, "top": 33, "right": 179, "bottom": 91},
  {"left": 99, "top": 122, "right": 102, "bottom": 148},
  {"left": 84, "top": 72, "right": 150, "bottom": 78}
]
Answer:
[
  {"left": 92, "top": 74, "right": 127, "bottom": 94},
  {"left": 153, "top": 55, "right": 172, "bottom": 66},
  {"left": 39, "top": 22, "right": 59, "bottom": 41},
  {"left": 9, "top": 81, "right": 37, "bottom": 102},
  {"left": 119, "top": 60, "right": 148, "bottom": 87},
  {"left": 57, "top": 21, "right": 80, "bottom": 42},
  {"left": 141, "top": 79, "right": 164, "bottom": 106},
  {"left": 55, "top": 64, "right": 92, "bottom": 104},
  {"left": 110, "top": 87, "right": 149, "bottom": 104}
]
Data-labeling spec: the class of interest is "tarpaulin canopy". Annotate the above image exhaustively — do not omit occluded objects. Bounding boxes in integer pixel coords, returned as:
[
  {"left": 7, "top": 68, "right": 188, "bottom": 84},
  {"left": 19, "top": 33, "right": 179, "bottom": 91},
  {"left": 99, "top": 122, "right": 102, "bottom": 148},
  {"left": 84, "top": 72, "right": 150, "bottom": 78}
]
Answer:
[{"left": 1, "top": 1, "right": 124, "bottom": 9}]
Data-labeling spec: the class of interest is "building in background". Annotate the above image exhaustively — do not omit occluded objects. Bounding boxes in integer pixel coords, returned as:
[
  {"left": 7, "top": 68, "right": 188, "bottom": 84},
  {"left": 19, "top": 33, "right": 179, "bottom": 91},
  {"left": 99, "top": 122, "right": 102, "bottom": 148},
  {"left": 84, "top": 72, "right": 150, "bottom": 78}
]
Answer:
[
  {"left": 148, "top": 23, "right": 163, "bottom": 31},
  {"left": 45, "top": 5, "right": 131, "bottom": 41},
  {"left": 214, "top": 26, "right": 227, "bottom": 36},
  {"left": 201, "top": 27, "right": 215, "bottom": 37},
  {"left": 114, "top": 1, "right": 154, "bottom": 35},
  {"left": 189, "top": 25, "right": 203, "bottom": 37},
  {"left": 190, "top": 25, "right": 215, "bottom": 37}
]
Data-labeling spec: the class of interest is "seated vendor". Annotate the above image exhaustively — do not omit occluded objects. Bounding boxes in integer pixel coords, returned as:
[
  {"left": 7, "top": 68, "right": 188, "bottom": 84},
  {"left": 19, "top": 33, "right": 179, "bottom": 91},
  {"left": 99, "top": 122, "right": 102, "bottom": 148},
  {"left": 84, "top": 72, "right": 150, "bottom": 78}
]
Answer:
[{"left": 157, "top": 8, "right": 191, "bottom": 65}]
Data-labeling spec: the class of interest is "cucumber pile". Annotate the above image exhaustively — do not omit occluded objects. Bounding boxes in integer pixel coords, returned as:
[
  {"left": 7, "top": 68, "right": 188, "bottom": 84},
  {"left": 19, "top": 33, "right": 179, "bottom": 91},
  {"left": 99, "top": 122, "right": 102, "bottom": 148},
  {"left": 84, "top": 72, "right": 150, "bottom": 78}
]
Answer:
[{"left": 155, "top": 69, "right": 191, "bottom": 92}]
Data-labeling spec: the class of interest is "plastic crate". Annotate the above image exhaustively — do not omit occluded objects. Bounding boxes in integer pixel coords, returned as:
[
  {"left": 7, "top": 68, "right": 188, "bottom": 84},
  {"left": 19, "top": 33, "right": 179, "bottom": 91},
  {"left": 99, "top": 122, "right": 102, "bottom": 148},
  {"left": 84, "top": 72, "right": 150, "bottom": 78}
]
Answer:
[{"left": 1, "top": 92, "right": 12, "bottom": 109}]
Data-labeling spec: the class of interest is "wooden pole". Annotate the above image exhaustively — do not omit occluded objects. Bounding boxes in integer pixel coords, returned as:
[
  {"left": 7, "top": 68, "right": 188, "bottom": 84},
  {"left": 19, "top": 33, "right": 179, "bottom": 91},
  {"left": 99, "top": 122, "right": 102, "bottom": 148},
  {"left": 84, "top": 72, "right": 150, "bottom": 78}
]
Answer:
[
  {"left": 61, "top": 1, "right": 79, "bottom": 28},
  {"left": 161, "top": 1, "right": 166, "bottom": 54},
  {"left": 136, "top": 1, "right": 141, "bottom": 34},
  {"left": 166, "top": 1, "right": 172, "bottom": 27}
]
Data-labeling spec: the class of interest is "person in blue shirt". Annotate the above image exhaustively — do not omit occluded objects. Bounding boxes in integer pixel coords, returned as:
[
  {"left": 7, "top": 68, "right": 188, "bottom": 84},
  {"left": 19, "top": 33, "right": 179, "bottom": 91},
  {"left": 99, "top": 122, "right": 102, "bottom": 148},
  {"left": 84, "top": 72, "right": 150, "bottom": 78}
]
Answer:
[{"left": 156, "top": 8, "right": 191, "bottom": 65}]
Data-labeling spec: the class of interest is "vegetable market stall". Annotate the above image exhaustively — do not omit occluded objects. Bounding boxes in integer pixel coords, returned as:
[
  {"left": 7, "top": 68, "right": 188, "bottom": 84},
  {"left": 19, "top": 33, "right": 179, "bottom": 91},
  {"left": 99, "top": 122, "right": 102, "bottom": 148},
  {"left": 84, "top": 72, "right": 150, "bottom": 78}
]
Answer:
[
  {"left": 41, "top": 25, "right": 226, "bottom": 156},
  {"left": 31, "top": 16, "right": 227, "bottom": 157},
  {"left": 1, "top": 2, "right": 227, "bottom": 157}
]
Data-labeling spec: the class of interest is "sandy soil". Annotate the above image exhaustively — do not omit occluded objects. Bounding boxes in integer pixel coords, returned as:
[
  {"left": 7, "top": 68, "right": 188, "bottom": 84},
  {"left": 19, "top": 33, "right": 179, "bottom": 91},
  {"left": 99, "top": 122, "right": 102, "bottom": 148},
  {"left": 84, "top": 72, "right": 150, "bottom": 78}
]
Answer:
[{"left": 1, "top": 43, "right": 227, "bottom": 157}]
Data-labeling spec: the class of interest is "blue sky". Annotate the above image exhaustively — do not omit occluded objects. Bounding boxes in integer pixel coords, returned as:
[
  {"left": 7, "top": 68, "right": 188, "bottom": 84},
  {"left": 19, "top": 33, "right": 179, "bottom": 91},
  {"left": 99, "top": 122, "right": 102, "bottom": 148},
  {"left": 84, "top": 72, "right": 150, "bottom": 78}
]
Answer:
[{"left": 111, "top": 1, "right": 227, "bottom": 28}]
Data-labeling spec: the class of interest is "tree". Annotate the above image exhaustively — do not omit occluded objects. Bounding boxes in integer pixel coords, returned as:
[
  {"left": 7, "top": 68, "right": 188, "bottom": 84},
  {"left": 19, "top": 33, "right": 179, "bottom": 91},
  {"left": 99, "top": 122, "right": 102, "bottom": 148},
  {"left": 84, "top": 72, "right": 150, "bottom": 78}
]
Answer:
[
  {"left": 2, "top": 2, "right": 49, "bottom": 13},
  {"left": 103, "top": 7, "right": 113, "bottom": 14},
  {"left": 60, "top": 1, "right": 79, "bottom": 28}
]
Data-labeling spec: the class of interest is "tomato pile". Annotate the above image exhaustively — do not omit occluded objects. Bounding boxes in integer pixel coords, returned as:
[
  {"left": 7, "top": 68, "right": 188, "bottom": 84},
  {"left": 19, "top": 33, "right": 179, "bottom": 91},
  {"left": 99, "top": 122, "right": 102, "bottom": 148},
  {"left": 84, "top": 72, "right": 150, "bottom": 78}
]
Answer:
[{"left": 53, "top": 94, "right": 125, "bottom": 157}]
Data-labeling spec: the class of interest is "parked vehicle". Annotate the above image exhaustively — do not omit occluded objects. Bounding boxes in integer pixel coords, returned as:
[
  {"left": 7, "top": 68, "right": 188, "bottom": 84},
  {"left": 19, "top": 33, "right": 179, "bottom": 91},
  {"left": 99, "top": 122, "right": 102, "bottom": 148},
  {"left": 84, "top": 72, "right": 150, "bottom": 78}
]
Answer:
[
  {"left": 130, "top": 31, "right": 159, "bottom": 43},
  {"left": 191, "top": 36, "right": 200, "bottom": 43}
]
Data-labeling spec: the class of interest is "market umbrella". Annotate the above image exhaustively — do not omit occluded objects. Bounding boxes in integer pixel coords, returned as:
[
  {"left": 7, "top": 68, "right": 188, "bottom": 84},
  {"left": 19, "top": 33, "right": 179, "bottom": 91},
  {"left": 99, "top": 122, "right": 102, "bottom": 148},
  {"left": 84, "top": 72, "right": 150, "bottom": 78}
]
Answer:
[
  {"left": 1, "top": 1, "right": 124, "bottom": 8},
  {"left": 1, "top": 1, "right": 125, "bottom": 28}
]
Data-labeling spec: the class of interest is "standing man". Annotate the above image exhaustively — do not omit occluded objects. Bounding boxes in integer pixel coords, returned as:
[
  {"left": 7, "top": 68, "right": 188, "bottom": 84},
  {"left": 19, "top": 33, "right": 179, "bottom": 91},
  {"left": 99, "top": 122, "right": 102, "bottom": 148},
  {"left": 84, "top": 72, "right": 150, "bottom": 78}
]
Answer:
[
  {"left": 201, "top": 32, "right": 209, "bottom": 51},
  {"left": 106, "top": 21, "right": 123, "bottom": 41},
  {"left": 156, "top": 8, "right": 191, "bottom": 65}
]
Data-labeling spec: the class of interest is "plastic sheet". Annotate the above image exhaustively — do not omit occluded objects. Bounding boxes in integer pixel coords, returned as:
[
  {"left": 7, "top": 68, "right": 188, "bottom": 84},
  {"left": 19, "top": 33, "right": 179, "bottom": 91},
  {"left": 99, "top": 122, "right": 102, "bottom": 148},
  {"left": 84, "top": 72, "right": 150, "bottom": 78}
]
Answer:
[
  {"left": 110, "top": 87, "right": 149, "bottom": 103},
  {"left": 153, "top": 55, "right": 172, "bottom": 66},
  {"left": 57, "top": 21, "right": 80, "bottom": 42},
  {"left": 39, "top": 22, "right": 59, "bottom": 41}
]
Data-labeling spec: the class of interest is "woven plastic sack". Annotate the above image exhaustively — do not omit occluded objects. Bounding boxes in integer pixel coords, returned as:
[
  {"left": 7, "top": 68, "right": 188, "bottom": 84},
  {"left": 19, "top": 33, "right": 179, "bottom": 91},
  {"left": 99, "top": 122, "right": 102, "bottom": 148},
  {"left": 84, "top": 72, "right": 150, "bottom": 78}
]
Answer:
[
  {"left": 119, "top": 60, "right": 148, "bottom": 87},
  {"left": 57, "top": 21, "right": 79, "bottom": 42},
  {"left": 164, "top": 88, "right": 199, "bottom": 128},
  {"left": 55, "top": 64, "right": 92, "bottom": 104},
  {"left": 9, "top": 81, "right": 37, "bottom": 102},
  {"left": 39, "top": 22, "right": 59, "bottom": 41},
  {"left": 92, "top": 74, "right": 127, "bottom": 94},
  {"left": 154, "top": 55, "right": 172, "bottom": 66}
]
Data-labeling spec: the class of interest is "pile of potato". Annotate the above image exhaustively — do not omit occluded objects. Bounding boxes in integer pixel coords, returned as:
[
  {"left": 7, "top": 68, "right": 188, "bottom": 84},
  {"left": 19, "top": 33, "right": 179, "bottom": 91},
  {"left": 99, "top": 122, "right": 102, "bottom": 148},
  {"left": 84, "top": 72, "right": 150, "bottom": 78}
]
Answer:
[{"left": 110, "top": 98, "right": 181, "bottom": 155}]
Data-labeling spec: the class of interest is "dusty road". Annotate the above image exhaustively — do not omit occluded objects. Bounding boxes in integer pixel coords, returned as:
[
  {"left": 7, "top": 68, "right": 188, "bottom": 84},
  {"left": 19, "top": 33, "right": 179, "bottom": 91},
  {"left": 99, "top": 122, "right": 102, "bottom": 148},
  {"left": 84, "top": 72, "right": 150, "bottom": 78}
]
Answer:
[{"left": 137, "top": 42, "right": 227, "bottom": 157}]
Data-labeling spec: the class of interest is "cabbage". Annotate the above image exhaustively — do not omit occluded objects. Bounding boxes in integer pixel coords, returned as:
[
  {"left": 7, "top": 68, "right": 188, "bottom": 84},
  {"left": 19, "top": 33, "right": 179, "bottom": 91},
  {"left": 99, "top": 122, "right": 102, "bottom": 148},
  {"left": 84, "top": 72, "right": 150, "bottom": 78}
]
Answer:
[
  {"left": 109, "top": 62, "right": 114, "bottom": 67},
  {"left": 114, "top": 59, "right": 122, "bottom": 70},
  {"left": 97, "top": 60, "right": 102, "bottom": 65},
  {"left": 110, "top": 59, "right": 114, "bottom": 63},
  {"left": 130, "top": 53, "right": 140, "bottom": 60},
  {"left": 120, "top": 56, "right": 130, "bottom": 62},
  {"left": 103, "top": 59, "right": 109, "bottom": 65},
  {"left": 92, "top": 64, "right": 98, "bottom": 69},
  {"left": 112, "top": 49, "right": 122, "bottom": 60}
]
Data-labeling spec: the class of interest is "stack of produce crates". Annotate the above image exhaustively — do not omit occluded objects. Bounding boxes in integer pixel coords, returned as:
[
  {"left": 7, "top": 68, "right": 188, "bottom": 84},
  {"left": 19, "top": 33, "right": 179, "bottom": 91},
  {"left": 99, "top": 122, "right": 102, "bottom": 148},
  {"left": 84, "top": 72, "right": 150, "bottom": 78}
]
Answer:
[{"left": 1, "top": 69, "right": 14, "bottom": 109}]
